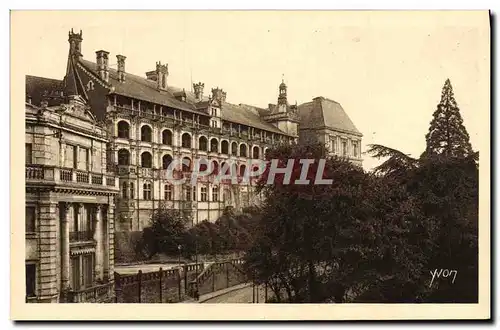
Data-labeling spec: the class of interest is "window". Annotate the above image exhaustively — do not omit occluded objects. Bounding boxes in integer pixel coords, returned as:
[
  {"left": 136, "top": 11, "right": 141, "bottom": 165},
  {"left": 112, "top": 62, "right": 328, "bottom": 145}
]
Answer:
[
  {"left": 181, "top": 133, "right": 191, "bottom": 148},
  {"left": 198, "top": 136, "right": 208, "bottom": 151},
  {"left": 71, "top": 256, "right": 80, "bottom": 290},
  {"left": 201, "top": 186, "right": 207, "bottom": 202},
  {"left": 25, "top": 143, "right": 32, "bottom": 164},
  {"left": 211, "top": 120, "right": 218, "bottom": 128},
  {"left": 352, "top": 142, "right": 358, "bottom": 158},
  {"left": 253, "top": 146, "right": 260, "bottom": 159},
  {"left": 210, "top": 139, "right": 218, "bottom": 153},
  {"left": 141, "top": 125, "right": 152, "bottom": 142},
  {"left": 182, "top": 157, "right": 191, "bottom": 172},
  {"left": 122, "top": 182, "right": 128, "bottom": 198},
  {"left": 82, "top": 254, "right": 94, "bottom": 288},
  {"left": 26, "top": 263, "right": 36, "bottom": 298},
  {"left": 211, "top": 108, "right": 217, "bottom": 116},
  {"left": 130, "top": 182, "right": 135, "bottom": 199},
  {"left": 221, "top": 141, "right": 229, "bottom": 154},
  {"left": 164, "top": 185, "right": 172, "bottom": 201},
  {"left": 342, "top": 140, "right": 347, "bottom": 156},
  {"left": 118, "top": 149, "right": 130, "bottom": 166},
  {"left": 212, "top": 186, "right": 219, "bottom": 202},
  {"left": 85, "top": 148, "right": 90, "bottom": 170},
  {"left": 162, "top": 130, "right": 172, "bottom": 145},
  {"left": 73, "top": 146, "right": 78, "bottom": 169},
  {"left": 141, "top": 152, "right": 152, "bottom": 168},
  {"left": 86, "top": 80, "right": 94, "bottom": 91},
  {"left": 117, "top": 121, "right": 130, "bottom": 139},
  {"left": 231, "top": 142, "right": 238, "bottom": 156},
  {"left": 25, "top": 206, "right": 36, "bottom": 233},
  {"left": 331, "top": 137, "right": 337, "bottom": 154},
  {"left": 239, "top": 144, "right": 247, "bottom": 157},
  {"left": 185, "top": 186, "right": 192, "bottom": 201},
  {"left": 162, "top": 155, "right": 173, "bottom": 170},
  {"left": 143, "top": 183, "right": 152, "bottom": 200}
]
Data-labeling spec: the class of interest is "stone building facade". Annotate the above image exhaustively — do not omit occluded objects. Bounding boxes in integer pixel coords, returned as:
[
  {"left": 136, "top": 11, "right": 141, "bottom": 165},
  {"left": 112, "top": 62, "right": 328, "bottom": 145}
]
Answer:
[
  {"left": 59, "top": 29, "right": 299, "bottom": 232},
  {"left": 25, "top": 90, "right": 119, "bottom": 303},
  {"left": 298, "top": 96, "right": 363, "bottom": 166},
  {"left": 25, "top": 29, "right": 362, "bottom": 268}
]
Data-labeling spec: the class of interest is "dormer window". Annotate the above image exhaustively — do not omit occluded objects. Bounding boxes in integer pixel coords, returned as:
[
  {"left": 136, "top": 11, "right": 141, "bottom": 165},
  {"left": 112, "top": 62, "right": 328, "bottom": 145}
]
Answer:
[{"left": 86, "top": 81, "right": 94, "bottom": 91}]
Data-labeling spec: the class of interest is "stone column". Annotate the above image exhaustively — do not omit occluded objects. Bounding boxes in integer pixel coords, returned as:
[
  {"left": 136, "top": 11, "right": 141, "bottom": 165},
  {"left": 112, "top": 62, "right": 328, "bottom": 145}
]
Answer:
[
  {"left": 60, "top": 202, "right": 71, "bottom": 296},
  {"left": 93, "top": 204, "right": 103, "bottom": 281}
]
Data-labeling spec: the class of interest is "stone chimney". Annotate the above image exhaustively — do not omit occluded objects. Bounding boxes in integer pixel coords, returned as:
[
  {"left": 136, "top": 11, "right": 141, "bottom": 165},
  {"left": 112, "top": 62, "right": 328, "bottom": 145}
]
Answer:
[
  {"left": 68, "top": 29, "right": 83, "bottom": 61},
  {"left": 145, "top": 70, "right": 158, "bottom": 81},
  {"left": 156, "top": 61, "right": 169, "bottom": 91},
  {"left": 116, "top": 55, "right": 126, "bottom": 83},
  {"left": 211, "top": 87, "right": 226, "bottom": 103},
  {"left": 193, "top": 82, "right": 204, "bottom": 101},
  {"left": 96, "top": 50, "right": 110, "bottom": 82}
]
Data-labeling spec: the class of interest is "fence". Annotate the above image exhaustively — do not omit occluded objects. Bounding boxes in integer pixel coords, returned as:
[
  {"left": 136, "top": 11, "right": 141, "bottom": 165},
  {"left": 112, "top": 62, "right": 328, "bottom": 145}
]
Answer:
[
  {"left": 188, "top": 259, "right": 248, "bottom": 298},
  {"left": 114, "top": 263, "right": 204, "bottom": 303}
]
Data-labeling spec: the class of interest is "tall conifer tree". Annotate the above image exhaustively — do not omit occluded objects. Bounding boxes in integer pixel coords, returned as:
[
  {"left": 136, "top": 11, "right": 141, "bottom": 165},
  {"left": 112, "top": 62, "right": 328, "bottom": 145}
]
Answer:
[{"left": 424, "top": 79, "right": 473, "bottom": 158}]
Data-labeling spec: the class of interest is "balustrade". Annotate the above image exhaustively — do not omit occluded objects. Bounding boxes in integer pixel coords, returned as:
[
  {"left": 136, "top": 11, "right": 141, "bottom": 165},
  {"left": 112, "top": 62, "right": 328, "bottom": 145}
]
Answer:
[{"left": 25, "top": 165, "right": 118, "bottom": 190}]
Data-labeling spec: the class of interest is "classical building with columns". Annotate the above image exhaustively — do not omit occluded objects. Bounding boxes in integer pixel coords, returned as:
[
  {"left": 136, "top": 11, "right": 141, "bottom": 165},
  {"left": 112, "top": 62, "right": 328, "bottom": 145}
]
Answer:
[{"left": 25, "top": 84, "right": 119, "bottom": 303}]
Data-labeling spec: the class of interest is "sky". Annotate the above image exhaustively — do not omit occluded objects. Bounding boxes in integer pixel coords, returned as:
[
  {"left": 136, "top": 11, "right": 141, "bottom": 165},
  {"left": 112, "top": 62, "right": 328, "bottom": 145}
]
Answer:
[{"left": 13, "top": 11, "right": 489, "bottom": 170}]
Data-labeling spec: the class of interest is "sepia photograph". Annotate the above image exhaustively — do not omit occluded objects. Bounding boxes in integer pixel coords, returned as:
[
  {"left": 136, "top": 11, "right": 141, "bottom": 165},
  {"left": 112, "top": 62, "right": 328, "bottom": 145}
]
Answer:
[{"left": 10, "top": 10, "right": 490, "bottom": 320}]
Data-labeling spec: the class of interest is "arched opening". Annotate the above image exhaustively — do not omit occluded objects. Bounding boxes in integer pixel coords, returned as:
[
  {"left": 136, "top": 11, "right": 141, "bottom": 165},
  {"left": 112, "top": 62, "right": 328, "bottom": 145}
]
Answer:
[
  {"left": 239, "top": 144, "right": 247, "bottom": 157},
  {"left": 117, "top": 149, "right": 130, "bottom": 165},
  {"left": 231, "top": 142, "right": 238, "bottom": 156},
  {"left": 220, "top": 161, "right": 228, "bottom": 175},
  {"left": 264, "top": 148, "right": 269, "bottom": 158},
  {"left": 141, "top": 152, "right": 152, "bottom": 168},
  {"left": 162, "top": 154, "right": 173, "bottom": 169},
  {"left": 239, "top": 164, "right": 247, "bottom": 177},
  {"left": 182, "top": 157, "right": 191, "bottom": 172},
  {"left": 181, "top": 133, "right": 191, "bottom": 148},
  {"left": 162, "top": 130, "right": 172, "bottom": 145},
  {"left": 252, "top": 146, "right": 260, "bottom": 159},
  {"left": 117, "top": 121, "right": 130, "bottom": 139},
  {"left": 211, "top": 160, "right": 219, "bottom": 175},
  {"left": 198, "top": 136, "right": 208, "bottom": 151},
  {"left": 141, "top": 125, "right": 152, "bottom": 142},
  {"left": 210, "top": 138, "right": 219, "bottom": 153},
  {"left": 221, "top": 140, "right": 229, "bottom": 154}
]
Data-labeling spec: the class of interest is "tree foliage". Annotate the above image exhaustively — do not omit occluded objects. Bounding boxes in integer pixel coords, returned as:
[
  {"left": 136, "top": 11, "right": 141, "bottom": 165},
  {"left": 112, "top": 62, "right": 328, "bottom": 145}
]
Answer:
[{"left": 424, "top": 79, "right": 474, "bottom": 158}]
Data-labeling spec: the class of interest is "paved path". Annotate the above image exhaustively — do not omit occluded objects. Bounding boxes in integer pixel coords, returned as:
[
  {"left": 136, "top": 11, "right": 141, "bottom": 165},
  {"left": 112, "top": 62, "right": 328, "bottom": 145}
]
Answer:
[{"left": 201, "top": 284, "right": 268, "bottom": 303}]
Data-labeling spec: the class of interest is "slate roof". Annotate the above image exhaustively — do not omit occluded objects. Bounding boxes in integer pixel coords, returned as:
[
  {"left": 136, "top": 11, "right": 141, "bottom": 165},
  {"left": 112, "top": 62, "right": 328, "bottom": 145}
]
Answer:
[
  {"left": 78, "top": 59, "right": 291, "bottom": 135},
  {"left": 25, "top": 75, "right": 65, "bottom": 107},
  {"left": 79, "top": 59, "right": 206, "bottom": 115},
  {"left": 298, "top": 97, "right": 362, "bottom": 136}
]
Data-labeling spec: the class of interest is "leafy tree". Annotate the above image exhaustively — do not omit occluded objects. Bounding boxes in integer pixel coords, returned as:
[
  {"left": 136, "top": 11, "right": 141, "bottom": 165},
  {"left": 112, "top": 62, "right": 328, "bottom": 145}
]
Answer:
[{"left": 135, "top": 206, "right": 189, "bottom": 259}]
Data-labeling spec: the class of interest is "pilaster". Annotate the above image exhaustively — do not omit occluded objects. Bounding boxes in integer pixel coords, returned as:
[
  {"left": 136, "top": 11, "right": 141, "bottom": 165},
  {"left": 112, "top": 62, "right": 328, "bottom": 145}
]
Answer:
[{"left": 38, "top": 201, "right": 59, "bottom": 300}]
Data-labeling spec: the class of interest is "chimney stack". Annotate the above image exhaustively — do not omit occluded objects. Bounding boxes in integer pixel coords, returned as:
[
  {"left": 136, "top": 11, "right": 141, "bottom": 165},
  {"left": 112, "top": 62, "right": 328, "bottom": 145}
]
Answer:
[
  {"left": 156, "top": 61, "right": 169, "bottom": 91},
  {"left": 116, "top": 55, "right": 126, "bottom": 82},
  {"left": 96, "top": 50, "right": 110, "bottom": 82},
  {"left": 145, "top": 70, "right": 158, "bottom": 81},
  {"left": 193, "top": 82, "right": 205, "bottom": 101},
  {"left": 211, "top": 87, "right": 226, "bottom": 103}
]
